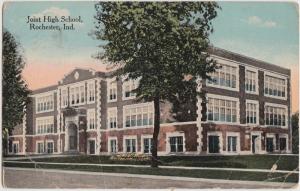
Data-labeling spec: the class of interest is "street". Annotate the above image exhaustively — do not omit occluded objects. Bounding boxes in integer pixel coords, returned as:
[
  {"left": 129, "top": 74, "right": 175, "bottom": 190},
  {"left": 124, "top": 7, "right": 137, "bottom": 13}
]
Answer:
[{"left": 2, "top": 167, "right": 298, "bottom": 189}]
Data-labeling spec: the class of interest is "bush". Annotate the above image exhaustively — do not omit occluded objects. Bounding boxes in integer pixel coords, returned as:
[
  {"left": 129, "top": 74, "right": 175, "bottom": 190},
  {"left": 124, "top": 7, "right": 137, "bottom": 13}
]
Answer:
[{"left": 110, "top": 153, "right": 151, "bottom": 161}]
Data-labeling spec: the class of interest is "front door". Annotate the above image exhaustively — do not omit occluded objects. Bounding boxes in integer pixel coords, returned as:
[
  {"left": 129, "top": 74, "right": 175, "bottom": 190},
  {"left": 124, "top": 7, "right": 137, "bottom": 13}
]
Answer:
[
  {"left": 68, "top": 124, "right": 77, "bottom": 151},
  {"left": 89, "top": 140, "right": 95, "bottom": 154},
  {"left": 266, "top": 138, "right": 274, "bottom": 152}
]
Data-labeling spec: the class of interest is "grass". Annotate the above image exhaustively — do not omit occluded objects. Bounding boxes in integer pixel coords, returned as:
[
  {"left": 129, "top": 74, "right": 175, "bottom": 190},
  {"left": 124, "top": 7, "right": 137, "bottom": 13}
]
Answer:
[
  {"left": 12, "top": 155, "right": 299, "bottom": 171},
  {"left": 4, "top": 162, "right": 299, "bottom": 183}
]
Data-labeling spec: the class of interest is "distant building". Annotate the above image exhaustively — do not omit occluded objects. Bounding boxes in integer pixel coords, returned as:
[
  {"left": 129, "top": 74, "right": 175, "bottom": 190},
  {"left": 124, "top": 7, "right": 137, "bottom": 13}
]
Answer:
[{"left": 8, "top": 47, "right": 292, "bottom": 155}]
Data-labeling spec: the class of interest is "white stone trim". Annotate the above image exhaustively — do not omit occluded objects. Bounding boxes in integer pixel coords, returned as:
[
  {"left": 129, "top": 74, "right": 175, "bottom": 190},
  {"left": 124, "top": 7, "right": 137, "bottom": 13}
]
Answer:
[
  {"left": 96, "top": 78, "right": 102, "bottom": 155},
  {"left": 225, "top": 132, "right": 240, "bottom": 153},
  {"left": 207, "top": 131, "right": 223, "bottom": 154},
  {"left": 22, "top": 108, "right": 26, "bottom": 155},
  {"left": 123, "top": 135, "right": 138, "bottom": 153},
  {"left": 166, "top": 131, "right": 186, "bottom": 153},
  {"left": 245, "top": 66, "right": 259, "bottom": 95},
  {"left": 57, "top": 88, "right": 61, "bottom": 153},
  {"left": 108, "top": 136, "right": 118, "bottom": 153},
  {"left": 196, "top": 78, "right": 203, "bottom": 153}
]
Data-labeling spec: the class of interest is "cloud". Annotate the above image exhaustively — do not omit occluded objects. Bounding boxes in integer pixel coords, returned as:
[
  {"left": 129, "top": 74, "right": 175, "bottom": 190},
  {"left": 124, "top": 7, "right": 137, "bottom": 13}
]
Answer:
[
  {"left": 247, "top": 16, "right": 277, "bottom": 28},
  {"left": 31, "top": 7, "right": 70, "bottom": 18}
]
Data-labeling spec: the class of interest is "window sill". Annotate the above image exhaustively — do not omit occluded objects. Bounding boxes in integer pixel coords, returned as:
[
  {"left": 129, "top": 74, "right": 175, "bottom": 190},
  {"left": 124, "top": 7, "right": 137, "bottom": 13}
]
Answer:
[{"left": 264, "top": 94, "right": 287, "bottom": 100}]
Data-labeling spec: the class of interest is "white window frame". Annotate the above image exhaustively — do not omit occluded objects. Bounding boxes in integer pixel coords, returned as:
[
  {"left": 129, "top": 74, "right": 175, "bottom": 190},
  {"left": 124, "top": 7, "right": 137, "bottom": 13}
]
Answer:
[
  {"left": 107, "top": 78, "right": 117, "bottom": 103},
  {"left": 123, "top": 135, "right": 137, "bottom": 153},
  {"left": 108, "top": 136, "right": 118, "bottom": 154},
  {"left": 166, "top": 132, "right": 185, "bottom": 153},
  {"left": 206, "top": 58, "right": 239, "bottom": 92},
  {"left": 61, "top": 88, "right": 68, "bottom": 108},
  {"left": 87, "top": 138, "right": 96, "bottom": 155},
  {"left": 207, "top": 131, "right": 223, "bottom": 154},
  {"left": 264, "top": 102, "right": 288, "bottom": 129},
  {"left": 141, "top": 135, "right": 153, "bottom": 154},
  {"left": 36, "top": 116, "right": 55, "bottom": 135},
  {"left": 36, "top": 140, "right": 45, "bottom": 154},
  {"left": 245, "top": 66, "right": 259, "bottom": 95},
  {"left": 251, "top": 131, "right": 262, "bottom": 154},
  {"left": 107, "top": 107, "right": 117, "bottom": 129},
  {"left": 87, "top": 80, "right": 96, "bottom": 104},
  {"left": 87, "top": 109, "right": 96, "bottom": 130},
  {"left": 46, "top": 140, "right": 54, "bottom": 154},
  {"left": 35, "top": 92, "right": 55, "bottom": 114},
  {"left": 123, "top": 102, "right": 154, "bottom": 128},
  {"left": 279, "top": 134, "right": 289, "bottom": 152},
  {"left": 206, "top": 94, "right": 240, "bottom": 125},
  {"left": 264, "top": 71, "right": 288, "bottom": 100},
  {"left": 69, "top": 82, "right": 86, "bottom": 106},
  {"left": 226, "top": 132, "right": 240, "bottom": 153},
  {"left": 246, "top": 99, "right": 259, "bottom": 125}
]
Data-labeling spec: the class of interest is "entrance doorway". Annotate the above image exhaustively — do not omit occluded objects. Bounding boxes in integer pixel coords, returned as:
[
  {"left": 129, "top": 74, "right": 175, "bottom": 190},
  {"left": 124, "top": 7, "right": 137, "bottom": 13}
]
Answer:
[
  {"left": 251, "top": 133, "right": 261, "bottom": 154},
  {"left": 68, "top": 124, "right": 77, "bottom": 151},
  {"left": 88, "top": 140, "right": 96, "bottom": 155},
  {"left": 208, "top": 135, "right": 220, "bottom": 153}
]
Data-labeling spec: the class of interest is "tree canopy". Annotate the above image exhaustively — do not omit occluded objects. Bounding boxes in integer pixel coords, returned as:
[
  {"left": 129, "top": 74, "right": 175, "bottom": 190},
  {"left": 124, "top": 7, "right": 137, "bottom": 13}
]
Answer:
[
  {"left": 94, "top": 1, "right": 220, "bottom": 167},
  {"left": 2, "top": 29, "right": 30, "bottom": 137}
]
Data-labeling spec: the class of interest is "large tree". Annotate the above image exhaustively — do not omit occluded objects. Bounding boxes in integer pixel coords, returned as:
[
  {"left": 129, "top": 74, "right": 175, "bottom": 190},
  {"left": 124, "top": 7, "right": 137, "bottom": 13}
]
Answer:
[
  {"left": 94, "top": 2, "right": 219, "bottom": 167},
  {"left": 2, "top": 29, "right": 30, "bottom": 155}
]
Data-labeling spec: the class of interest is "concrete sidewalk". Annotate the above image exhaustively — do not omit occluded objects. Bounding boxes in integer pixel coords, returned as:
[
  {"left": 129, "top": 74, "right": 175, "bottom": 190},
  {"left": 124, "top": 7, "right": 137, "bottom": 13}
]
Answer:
[
  {"left": 3, "top": 167, "right": 299, "bottom": 189},
  {"left": 4, "top": 160, "right": 299, "bottom": 174}
]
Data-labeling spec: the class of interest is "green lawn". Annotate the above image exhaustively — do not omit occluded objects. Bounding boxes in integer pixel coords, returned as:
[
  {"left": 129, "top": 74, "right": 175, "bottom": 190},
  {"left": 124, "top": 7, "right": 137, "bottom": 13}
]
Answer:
[
  {"left": 12, "top": 155, "right": 299, "bottom": 171},
  {"left": 3, "top": 162, "right": 298, "bottom": 183}
]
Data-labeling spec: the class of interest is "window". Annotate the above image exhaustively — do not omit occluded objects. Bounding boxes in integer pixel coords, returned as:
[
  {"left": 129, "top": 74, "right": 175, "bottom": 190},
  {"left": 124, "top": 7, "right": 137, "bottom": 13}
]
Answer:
[
  {"left": 36, "top": 94, "right": 54, "bottom": 113},
  {"left": 265, "top": 75, "right": 286, "bottom": 98},
  {"left": 245, "top": 70, "right": 257, "bottom": 93},
  {"left": 279, "top": 137, "right": 287, "bottom": 151},
  {"left": 227, "top": 136, "right": 237, "bottom": 152},
  {"left": 36, "top": 117, "right": 54, "bottom": 134},
  {"left": 109, "top": 139, "right": 117, "bottom": 153},
  {"left": 124, "top": 103, "right": 153, "bottom": 128},
  {"left": 266, "top": 137, "right": 274, "bottom": 152},
  {"left": 208, "top": 64, "right": 237, "bottom": 89},
  {"left": 61, "top": 89, "right": 68, "bottom": 107},
  {"left": 143, "top": 138, "right": 153, "bottom": 154},
  {"left": 88, "top": 82, "right": 95, "bottom": 103},
  {"left": 108, "top": 81, "right": 117, "bottom": 102},
  {"left": 87, "top": 109, "right": 96, "bottom": 130},
  {"left": 208, "top": 135, "right": 220, "bottom": 153},
  {"left": 207, "top": 97, "right": 237, "bottom": 123},
  {"left": 125, "top": 138, "right": 136, "bottom": 153},
  {"left": 47, "top": 141, "right": 54, "bottom": 154},
  {"left": 123, "top": 79, "right": 137, "bottom": 99},
  {"left": 246, "top": 102, "right": 258, "bottom": 124},
  {"left": 170, "top": 136, "right": 183, "bottom": 153},
  {"left": 70, "top": 84, "right": 85, "bottom": 106},
  {"left": 12, "top": 142, "right": 19, "bottom": 154},
  {"left": 88, "top": 140, "right": 96, "bottom": 155},
  {"left": 265, "top": 105, "right": 287, "bottom": 127},
  {"left": 108, "top": 108, "right": 117, "bottom": 129},
  {"left": 37, "top": 142, "right": 44, "bottom": 153}
]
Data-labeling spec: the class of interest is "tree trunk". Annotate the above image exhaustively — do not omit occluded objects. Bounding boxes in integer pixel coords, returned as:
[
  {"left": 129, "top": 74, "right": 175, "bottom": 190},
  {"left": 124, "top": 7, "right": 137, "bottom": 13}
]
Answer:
[{"left": 151, "top": 96, "right": 160, "bottom": 167}]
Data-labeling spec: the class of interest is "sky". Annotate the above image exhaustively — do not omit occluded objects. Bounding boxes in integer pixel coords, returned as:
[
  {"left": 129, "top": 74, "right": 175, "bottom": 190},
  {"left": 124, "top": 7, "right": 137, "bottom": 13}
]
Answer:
[{"left": 3, "top": 1, "right": 299, "bottom": 112}]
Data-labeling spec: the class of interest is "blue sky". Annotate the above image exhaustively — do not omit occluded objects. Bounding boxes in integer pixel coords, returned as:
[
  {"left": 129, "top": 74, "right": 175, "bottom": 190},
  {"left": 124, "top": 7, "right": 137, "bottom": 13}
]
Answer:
[
  {"left": 3, "top": 1, "right": 299, "bottom": 112},
  {"left": 3, "top": 1, "right": 298, "bottom": 68}
]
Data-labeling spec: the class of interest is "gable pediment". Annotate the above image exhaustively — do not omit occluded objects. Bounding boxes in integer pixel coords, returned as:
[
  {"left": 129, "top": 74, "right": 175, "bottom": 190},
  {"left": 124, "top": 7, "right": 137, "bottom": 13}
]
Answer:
[{"left": 59, "top": 68, "right": 97, "bottom": 85}]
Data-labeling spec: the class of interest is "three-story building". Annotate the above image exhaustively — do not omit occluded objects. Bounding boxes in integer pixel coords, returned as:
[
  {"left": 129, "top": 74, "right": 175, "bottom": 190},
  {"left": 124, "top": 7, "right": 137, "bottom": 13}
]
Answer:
[{"left": 8, "top": 47, "right": 292, "bottom": 155}]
